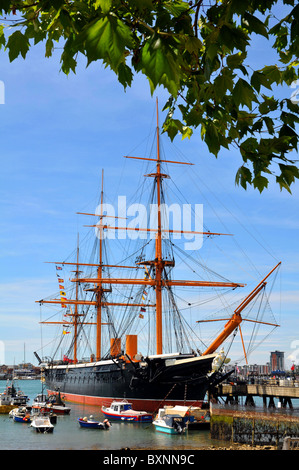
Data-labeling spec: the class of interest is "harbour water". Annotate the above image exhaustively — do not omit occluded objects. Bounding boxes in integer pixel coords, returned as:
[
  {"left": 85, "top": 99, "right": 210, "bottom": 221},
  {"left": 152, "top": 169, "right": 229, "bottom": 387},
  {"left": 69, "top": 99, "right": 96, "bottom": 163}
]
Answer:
[{"left": 0, "top": 380, "right": 224, "bottom": 451}]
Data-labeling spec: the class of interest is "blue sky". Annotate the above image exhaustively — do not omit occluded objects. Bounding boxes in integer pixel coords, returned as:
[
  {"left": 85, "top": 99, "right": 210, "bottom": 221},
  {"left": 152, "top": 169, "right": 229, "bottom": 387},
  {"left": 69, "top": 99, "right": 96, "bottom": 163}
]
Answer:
[{"left": 0, "top": 25, "right": 298, "bottom": 369}]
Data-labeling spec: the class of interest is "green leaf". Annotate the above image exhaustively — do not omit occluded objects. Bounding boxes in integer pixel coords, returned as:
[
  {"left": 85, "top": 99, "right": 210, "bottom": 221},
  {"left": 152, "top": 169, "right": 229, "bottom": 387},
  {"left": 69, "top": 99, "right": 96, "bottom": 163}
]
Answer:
[
  {"left": 84, "top": 15, "right": 133, "bottom": 71},
  {"left": 276, "top": 176, "right": 292, "bottom": 193},
  {"left": 262, "top": 65, "right": 282, "bottom": 85},
  {"left": 60, "top": 50, "right": 77, "bottom": 74},
  {"left": 163, "top": 118, "right": 183, "bottom": 141},
  {"left": 164, "top": 0, "right": 190, "bottom": 17},
  {"left": 0, "top": 0, "right": 10, "bottom": 13},
  {"left": 141, "top": 38, "right": 165, "bottom": 86},
  {"left": 263, "top": 116, "right": 275, "bottom": 134},
  {"left": 139, "top": 37, "right": 180, "bottom": 96},
  {"left": 250, "top": 71, "right": 272, "bottom": 92},
  {"left": 214, "top": 71, "right": 234, "bottom": 101},
  {"left": 184, "top": 36, "right": 202, "bottom": 54},
  {"left": 45, "top": 38, "right": 54, "bottom": 58},
  {"left": 232, "top": 78, "right": 257, "bottom": 109},
  {"left": 253, "top": 174, "right": 269, "bottom": 193},
  {"left": 275, "top": 164, "right": 299, "bottom": 193},
  {"left": 243, "top": 12, "right": 269, "bottom": 38},
  {"left": 117, "top": 63, "right": 133, "bottom": 89},
  {"left": 226, "top": 52, "right": 246, "bottom": 68},
  {"left": 240, "top": 137, "right": 258, "bottom": 154},
  {"left": 235, "top": 165, "right": 252, "bottom": 189},
  {"left": 182, "top": 126, "right": 193, "bottom": 140},
  {"left": 0, "top": 24, "right": 5, "bottom": 49},
  {"left": 6, "top": 31, "right": 30, "bottom": 61},
  {"left": 94, "top": 0, "right": 113, "bottom": 14},
  {"left": 258, "top": 95, "right": 279, "bottom": 114},
  {"left": 204, "top": 122, "right": 221, "bottom": 156},
  {"left": 219, "top": 24, "right": 249, "bottom": 52}
]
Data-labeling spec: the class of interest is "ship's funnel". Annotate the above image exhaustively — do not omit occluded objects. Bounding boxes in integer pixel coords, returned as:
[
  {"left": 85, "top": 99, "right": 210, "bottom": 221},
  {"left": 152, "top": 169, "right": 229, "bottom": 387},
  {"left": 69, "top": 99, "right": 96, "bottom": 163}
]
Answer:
[
  {"left": 126, "top": 335, "right": 138, "bottom": 361},
  {"left": 110, "top": 338, "right": 121, "bottom": 357}
]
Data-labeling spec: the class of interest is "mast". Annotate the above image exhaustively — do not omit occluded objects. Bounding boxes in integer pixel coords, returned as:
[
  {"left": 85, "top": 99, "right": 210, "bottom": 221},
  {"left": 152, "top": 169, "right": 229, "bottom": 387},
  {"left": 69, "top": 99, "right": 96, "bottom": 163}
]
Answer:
[
  {"left": 96, "top": 169, "right": 104, "bottom": 361},
  {"left": 37, "top": 100, "right": 247, "bottom": 363},
  {"left": 155, "top": 98, "right": 163, "bottom": 355},
  {"left": 73, "top": 234, "right": 80, "bottom": 362},
  {"left": 69, "top": 99, "right": 244, "bottom": 357}
]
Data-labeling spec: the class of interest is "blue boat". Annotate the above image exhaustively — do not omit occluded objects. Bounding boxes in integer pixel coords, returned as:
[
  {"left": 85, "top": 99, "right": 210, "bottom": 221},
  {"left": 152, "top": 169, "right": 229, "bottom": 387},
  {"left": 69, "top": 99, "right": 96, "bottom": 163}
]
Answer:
[
  {"left": 78, "top": 416, "right": 110, "bottom": 429},
  {"left": 13, "top": 414, "right": 31, "bottom": 423},
  {"left": 10, "top": 406, "right": 31, "bottom": 423}
]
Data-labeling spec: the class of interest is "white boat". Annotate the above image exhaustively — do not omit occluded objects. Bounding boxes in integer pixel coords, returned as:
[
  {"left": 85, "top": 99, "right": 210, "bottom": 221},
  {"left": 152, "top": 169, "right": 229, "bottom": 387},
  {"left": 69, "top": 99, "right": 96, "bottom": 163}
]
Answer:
[
  {"left": 101, "top": 400, "right": 152, "bottom": 422},
  {"left": 30, "top": 415, "right": 54, "bottom": 433},
  {"left": 152, "top": 408, "right": 186, "bottom": 434},
  {"left": 158, "top": 405, "right": 210, "bottom": 430}
]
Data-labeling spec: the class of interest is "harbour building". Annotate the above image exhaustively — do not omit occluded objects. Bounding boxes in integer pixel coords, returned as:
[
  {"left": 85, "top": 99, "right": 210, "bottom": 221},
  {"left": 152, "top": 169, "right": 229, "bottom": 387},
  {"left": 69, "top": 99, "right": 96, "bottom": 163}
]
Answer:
[{"left": 270, "top": 351, "right": 285, "bottom": 372}]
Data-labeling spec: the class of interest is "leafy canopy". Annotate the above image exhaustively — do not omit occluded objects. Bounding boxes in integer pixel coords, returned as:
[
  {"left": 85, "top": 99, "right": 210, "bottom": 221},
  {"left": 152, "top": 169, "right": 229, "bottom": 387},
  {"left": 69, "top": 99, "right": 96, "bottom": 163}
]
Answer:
[{"left": 1, "top": 0, "right": 299, "bottom": 192}]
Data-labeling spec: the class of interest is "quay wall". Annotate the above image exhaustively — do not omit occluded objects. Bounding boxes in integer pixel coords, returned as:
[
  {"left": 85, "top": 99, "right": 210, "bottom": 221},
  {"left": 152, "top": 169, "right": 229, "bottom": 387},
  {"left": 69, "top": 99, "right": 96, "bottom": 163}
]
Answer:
[
  {"left": 210, "top": 405, "right": 299, "bottom": 448},
  {"left": 0, "top": 405, "right": 16, "bottom": 414}
]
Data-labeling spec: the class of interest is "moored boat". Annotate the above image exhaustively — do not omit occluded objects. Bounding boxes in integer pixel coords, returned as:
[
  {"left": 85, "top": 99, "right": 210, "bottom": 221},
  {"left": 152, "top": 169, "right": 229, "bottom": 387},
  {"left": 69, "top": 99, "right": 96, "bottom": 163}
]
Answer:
[
  {"left": 78, "top": 416, "right": 110, "bottom": 429},
  {"left": 10, "top": 406, "right": 31, "bottom": 423},
  {"left": 0, "top": 380, "right": 29, "bottom": 407},
  {"left": 159, "top": 405, "right": 210, "bottom": 431},
  {"left": 30, "top": 415, "right": 54, "bottom": 433},
  {"left": 101, "top": 400, "right": 152, "bottom": 422},
  {"left": 152, "top": 408, "right": 186, "bottom": 434},
  {"left": 32, "top": 391, "right": 71, "bottom": 415}
]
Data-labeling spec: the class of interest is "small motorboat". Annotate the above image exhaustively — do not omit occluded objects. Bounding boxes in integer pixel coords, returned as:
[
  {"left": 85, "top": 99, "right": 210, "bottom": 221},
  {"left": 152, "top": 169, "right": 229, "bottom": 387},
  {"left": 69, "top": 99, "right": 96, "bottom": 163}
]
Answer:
[
  {"left": 30, "top": 415, "right": 54, "bottom": 433},
  {"left": 31, "top": 407, "right": 58, "bottom": 424},
  {"left": 10, "top": 406, "right": 32, "bottom": 423},
  {"left": 101, "top": 400, "right": 152, "bottom": 422},
  {"left": 155, "top": 405, "right": 210, "bottom": 431},
  {"left": 152, "top": 408, "right": 186, "bottom": 434},
  {"left": 78, "top": 415, "right": 111, "bottom": 429}
]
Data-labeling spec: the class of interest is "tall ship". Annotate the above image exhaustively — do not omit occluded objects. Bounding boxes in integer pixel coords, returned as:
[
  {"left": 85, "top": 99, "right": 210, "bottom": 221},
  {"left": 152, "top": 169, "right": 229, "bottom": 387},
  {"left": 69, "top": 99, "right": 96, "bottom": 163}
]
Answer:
[{"left": 35, "top": 101, "right": 281, "bottom": 412}]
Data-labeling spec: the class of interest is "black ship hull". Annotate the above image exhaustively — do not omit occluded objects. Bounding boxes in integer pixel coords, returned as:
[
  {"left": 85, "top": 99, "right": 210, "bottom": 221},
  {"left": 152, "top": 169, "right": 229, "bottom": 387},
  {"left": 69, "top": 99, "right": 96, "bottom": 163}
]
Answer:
[{"left": 43, "top": 353, "right": 220, "bottom": 412}]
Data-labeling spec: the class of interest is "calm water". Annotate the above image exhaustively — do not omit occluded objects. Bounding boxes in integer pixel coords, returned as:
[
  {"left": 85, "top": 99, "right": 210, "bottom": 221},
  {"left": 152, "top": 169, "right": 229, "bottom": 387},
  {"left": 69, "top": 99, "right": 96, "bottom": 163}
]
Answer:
[{"left": 0, "top": 380, "right": 223, "bottom": 450}]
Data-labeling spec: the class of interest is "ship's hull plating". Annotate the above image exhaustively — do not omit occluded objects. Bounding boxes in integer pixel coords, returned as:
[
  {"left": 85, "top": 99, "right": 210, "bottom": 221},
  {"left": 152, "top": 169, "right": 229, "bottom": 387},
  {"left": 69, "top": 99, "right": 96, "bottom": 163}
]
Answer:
[{"left": 43, "top": 353, "right": 218, "bottom": 412}]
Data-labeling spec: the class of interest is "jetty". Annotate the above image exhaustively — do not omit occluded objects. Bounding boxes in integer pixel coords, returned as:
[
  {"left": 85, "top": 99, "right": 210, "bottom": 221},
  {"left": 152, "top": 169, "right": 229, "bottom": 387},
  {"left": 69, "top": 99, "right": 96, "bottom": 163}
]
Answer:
[{"left": 213, "top": 379, "right": 299, "bottom": 409}]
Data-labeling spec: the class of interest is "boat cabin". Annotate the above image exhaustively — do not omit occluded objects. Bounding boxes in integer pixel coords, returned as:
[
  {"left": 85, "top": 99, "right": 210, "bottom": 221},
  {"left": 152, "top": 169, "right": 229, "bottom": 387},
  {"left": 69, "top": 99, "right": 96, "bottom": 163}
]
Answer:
[
  {"left": 110, "top": 401, "right": 132, "bottom": 413},
  {"left": 33, "top": 393, "right": 48, "bottom": 403}
]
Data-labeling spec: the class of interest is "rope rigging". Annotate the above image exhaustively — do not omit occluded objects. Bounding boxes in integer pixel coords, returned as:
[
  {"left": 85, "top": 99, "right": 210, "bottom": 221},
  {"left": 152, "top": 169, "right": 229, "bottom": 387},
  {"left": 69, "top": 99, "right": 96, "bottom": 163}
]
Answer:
[{"left": 37, "top": 120, "right": 282, "bottom": 366}]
